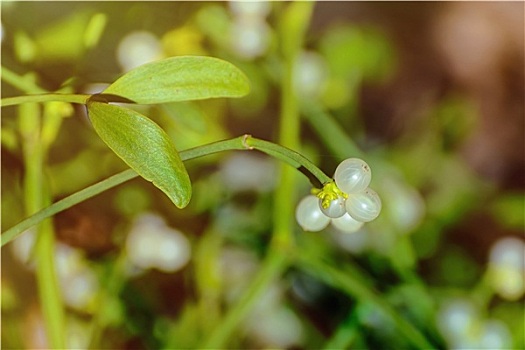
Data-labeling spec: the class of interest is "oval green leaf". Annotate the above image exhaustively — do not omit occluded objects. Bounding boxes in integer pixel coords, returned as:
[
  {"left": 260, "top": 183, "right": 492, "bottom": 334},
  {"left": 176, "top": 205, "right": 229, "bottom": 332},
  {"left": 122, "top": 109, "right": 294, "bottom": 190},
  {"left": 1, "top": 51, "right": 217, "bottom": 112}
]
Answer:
[
  {"left": 87, "top": 101, "right": 191, "bottom": 208},
  {"left": 102, "top": 56, "right": 250, "bottom": 104}
]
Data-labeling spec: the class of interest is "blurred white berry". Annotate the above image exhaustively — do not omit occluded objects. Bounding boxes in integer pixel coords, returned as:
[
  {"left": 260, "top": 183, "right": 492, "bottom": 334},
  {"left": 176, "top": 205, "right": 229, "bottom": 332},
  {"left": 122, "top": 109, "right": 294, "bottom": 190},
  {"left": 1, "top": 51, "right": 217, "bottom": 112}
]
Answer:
[
  {"left": 487, "top": 236, "right": 525, "bottom": 300},
  {"left": 54, "top": 242, "right": 98, "bottom": 311},
  {"left": 230, "top": 19, "right": 270, "bottom": 60},
  {"left": 229, "top": 1, "right": 271, "bottom": 19},
  {"left": 246, "top": 305, "right": 304, "bottom": 348},
  {"left": 126, "top": 213, "right": 191, "bottom": 273},
  {"left": 437, "top": 298, "right": 478, "bottom": 347},
  {"left": 117, "top": 31, "right": 162, "bottom": 72},
  {"left": 220, "top": 153, "right": 277, "bottom": 192},
  {"left": 11, "top": 229, "right": 36, "bottom": 268},
  {"left": 294, "top": 51, "right": 328, "bottom": 98},
  {"left": 437, "top": 297, "right": 512, "bottom": 349}
]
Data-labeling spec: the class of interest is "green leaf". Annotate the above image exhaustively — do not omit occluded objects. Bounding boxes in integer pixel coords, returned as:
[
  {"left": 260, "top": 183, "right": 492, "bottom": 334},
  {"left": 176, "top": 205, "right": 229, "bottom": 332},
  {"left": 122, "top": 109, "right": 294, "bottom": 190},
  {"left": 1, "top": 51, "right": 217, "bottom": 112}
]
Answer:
[
  {"left": 102, "top": 56, "right": 250, "bottom": 104},
  {"left": 87, "top": 101, "right": 191, "bottom": 208}
]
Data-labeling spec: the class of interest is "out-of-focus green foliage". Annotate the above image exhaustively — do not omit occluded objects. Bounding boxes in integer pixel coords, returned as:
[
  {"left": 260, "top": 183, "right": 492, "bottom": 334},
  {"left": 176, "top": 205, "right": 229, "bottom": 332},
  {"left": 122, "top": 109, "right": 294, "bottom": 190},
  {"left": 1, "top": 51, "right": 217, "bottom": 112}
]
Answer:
[{"left": 2, "top": 2, "right": 523, "bottom": 350}]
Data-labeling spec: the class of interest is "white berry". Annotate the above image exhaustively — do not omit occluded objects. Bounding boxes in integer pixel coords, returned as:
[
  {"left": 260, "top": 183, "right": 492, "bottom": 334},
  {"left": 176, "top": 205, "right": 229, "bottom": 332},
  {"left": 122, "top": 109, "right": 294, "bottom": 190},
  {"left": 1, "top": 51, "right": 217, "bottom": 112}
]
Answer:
[
  {"left": 345, "top": 188, "right": 382, "bottom": 222},
  {"left": 331, "top": 213, "right": 364, "bottom": 233},
  {"left": 319, "top": 196, "right": 346, "bottom": 218},
  {"left": 334, "top": 158, "right": 372, "bottom": 194},
  {"left": 296, "top": 195, "right": 330, "bottom": 232}
]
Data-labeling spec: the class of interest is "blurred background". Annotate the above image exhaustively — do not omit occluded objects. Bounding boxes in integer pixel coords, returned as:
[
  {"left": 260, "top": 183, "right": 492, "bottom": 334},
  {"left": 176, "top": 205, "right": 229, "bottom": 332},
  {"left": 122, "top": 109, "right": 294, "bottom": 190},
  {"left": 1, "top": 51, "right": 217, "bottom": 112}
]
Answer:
[{"left": 1, "top": 1, "right": 524, "bottom": 349}]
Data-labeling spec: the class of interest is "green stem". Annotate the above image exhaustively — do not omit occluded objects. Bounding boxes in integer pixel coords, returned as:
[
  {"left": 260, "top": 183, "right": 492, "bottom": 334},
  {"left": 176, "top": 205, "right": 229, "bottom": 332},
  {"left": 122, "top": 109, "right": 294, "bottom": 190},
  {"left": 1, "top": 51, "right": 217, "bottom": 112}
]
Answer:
[
  {"left": 19, "top": 101, "right": 65, "bottom": 348},
  {"left": 2, "top": 135, "right": 329, "bottom": 247},
  {"left": 272, "top": 0, "right": 315, "bottom": 250},
  {"left": 1, "top": 93, "right": 90, "bottom": 107},
  {"left": 245, "top": 137, "right": 331, "bottom": 186},
  {"left": 34, "top": 217, "right": 66, "bottom": 349},
  {"left": 2, "top": 169, "right": 138, "bottom": 247}
]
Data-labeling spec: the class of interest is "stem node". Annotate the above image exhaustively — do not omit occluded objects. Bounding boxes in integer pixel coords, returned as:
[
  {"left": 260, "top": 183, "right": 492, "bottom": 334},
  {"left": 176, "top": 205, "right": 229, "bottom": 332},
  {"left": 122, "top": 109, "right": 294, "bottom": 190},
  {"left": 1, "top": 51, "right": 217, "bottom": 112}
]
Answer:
[{"left": 242, "top": 134, "right": 254, "bottom": 150}]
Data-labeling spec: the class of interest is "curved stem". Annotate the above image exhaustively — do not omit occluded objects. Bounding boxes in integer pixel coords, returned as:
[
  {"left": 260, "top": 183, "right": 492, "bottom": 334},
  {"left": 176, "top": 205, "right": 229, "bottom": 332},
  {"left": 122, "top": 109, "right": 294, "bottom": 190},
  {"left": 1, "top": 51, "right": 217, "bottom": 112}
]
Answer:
[
  {"left": 1, "top": 135, "right": 329, "bottom": 247},
  {"left": 245, "top": 137, "right": 331, "bottom": 186},
  {"left": 1, "top": 93, "right": 91, "bottom": 107}
]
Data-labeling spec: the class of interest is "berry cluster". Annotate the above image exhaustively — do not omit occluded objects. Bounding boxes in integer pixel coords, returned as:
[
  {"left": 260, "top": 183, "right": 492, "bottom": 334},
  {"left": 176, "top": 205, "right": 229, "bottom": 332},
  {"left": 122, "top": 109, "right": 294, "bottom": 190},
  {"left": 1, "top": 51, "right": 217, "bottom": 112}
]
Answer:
[{"left": 295, "top": 158, "right": 381, "bottom": 233}]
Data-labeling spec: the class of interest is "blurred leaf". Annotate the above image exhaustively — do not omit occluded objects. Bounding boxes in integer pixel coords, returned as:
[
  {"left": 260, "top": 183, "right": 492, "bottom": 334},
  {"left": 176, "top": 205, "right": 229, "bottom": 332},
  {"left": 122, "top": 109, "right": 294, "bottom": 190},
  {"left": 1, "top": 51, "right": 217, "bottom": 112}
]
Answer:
[
  {"left": 230, "top": 62, "right": 270, "bottom": 117},
  {"left": 157, "top": 304, "right": 201, "bottom": 349},
  {"left": 426, "top": 156, "right": 484, "bottom": 225},
  {"left": 114, "top": 185, "right": 152, "bottom": 216},
  {"left": 14, "top": 31, "right": 37, "bottom": 63},
  {"left": 41, "top": 101, "right": 73, "bottom": 151},
  {"left": 195, "top": 5, "right": 231, "bottom": 49},
  {"left": 103, "top": 56, "right": 250, "bottom": 104},
  {"left": 437, "top": 245, "right": 480, "bottom": 286},
  {"left": 491, "top": 193, "right": 525, "bottom": 229},
  {"left": 83, "top": 13, "right": 108, "bottom": 49},
  {"left": 391, "top": 236, "right": 417, "bottom": 270},
  {"left": 434, "top": 95, "right": 477, "bottom": 150},
  {"left": 1, "top": 127, "right": 19, "bottom": 151},
  {"left": 161, "top": 25, "right": 206, "bottom": 56},
  {"left": 278, "top": 1, "right": 314, "bottom": 59},
  {"left": 47, "top": 149, "right": 120, "bottom": 196},
  {"left": 1, "top": 280, "right": 19, "bottom": 311},
  {"left": 320, "top": 25, "right": 396, "bottom": 83},
  {"left": 34, "top": 11, "right": 99, "bottom": 62},
  {"left": 12, "top": 11, "right": 107, "bottom": 64},
  {"left": 87, "top": 101, "right": 191, "bottom": 208}
]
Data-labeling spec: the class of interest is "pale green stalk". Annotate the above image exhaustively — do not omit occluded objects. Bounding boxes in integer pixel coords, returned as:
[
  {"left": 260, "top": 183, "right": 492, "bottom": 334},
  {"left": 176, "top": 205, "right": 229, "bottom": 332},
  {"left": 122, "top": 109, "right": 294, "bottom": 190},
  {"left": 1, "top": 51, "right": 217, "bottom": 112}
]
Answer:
[
  {"left": 1, "top": 93, "right": 90, "bottom": 107},
  {"left": 272, "top": 1, "right": 314, "bottom": 249},
  {"left": 34, "top": 217, "right": 65, "bottom": 349},
  {"left": 19, "top": 101, "right": 66, "bottom": 348}
]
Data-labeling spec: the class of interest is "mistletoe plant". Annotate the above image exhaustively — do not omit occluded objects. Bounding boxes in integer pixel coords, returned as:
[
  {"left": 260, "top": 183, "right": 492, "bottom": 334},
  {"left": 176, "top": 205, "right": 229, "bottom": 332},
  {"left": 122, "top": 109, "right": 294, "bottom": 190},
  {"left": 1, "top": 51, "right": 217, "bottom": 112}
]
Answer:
[{"left": 2, "top": 55, "right": 380, "bottom": 246}]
